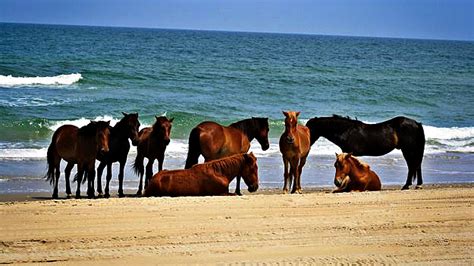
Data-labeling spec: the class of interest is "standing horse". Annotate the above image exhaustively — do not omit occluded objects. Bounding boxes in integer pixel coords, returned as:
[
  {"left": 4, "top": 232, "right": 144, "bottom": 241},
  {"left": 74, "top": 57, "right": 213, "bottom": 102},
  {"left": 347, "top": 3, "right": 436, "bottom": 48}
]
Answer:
[
  {"left": 133, "top": 116, "right": 173, "bottom": 195},
  {"left": 96, "top": 112, "right": 140, "bottom": 198},
  {"left": 333, "top": 153, "right": 381, "bottom": 193},
  {"left": 279, "top": 111, "right": 311, "bottom": 194},
  {"left": 305, "top": 115, "right": 425, "bottom": 189},
  {"left": 145, "top": 153, "right": 259, "bottom": 197},
  {"left": 45, "top": 121, "right": 110, "bottom": 199},
  {"left": 184, "top": 117, "right": 269, "bottom": 195}
]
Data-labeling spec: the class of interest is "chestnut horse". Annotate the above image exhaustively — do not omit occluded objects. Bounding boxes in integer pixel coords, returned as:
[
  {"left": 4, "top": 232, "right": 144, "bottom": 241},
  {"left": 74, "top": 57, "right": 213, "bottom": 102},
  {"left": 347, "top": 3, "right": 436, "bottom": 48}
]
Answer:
[
  {"left": 184, "top": 117, "right": 269, "bottom": 195},
  {"left": 45, "top": 121, "right": 110, "bottom": 199},
  {"left": 96, "top": 112, "right": 140, "bottom": 198},
  {"left": 133, "top": 116, "right": 173, "bottom": 195},
  {"left": 279, "top": 111, "right": 310, "bottom": 194},
  {"left": 306, "top": 115, "right": 425, "bottom": 189},
  {"left": 145, "top": 153, "right": 259, "bottom": 197},
  {"left": 333, "top": 153, "right": 381, "bottom": 192}
]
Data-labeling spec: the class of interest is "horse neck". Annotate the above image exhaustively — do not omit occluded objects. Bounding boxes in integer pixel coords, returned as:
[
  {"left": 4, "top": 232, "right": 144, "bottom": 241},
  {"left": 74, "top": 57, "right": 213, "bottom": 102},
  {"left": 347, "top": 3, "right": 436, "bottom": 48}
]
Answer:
[
  {"left": 210, "top": 156, "right": 244, "bottom": 182},
  {"left": 111, "top": 121, "right": 129, "bottom": 140},
  {"left": 77, "top": 132, "right": 99, "bottom": 156},
  {"left": 230, "top": 120, "right": 254, "bottom": 141},
  {"left": 316, "top": 119, "right": 355, "bottom": 145},
  {"left": 347, "top": 157, "right": 367, "bottom": 180}
]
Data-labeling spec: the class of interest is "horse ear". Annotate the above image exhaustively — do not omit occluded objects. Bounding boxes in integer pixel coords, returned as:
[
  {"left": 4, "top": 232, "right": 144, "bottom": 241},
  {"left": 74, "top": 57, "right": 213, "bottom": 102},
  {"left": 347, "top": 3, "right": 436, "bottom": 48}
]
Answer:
[
  {"left": 282, "top": 111, "right": 289, "bottom": 117},
  {"left": 169, "top": 117, "right": 174, "bottom": 123},
  {"left": 296, "top": 111, "right": 301, "bottom": 117},
  {"left": 335, "top": 152, "right": 338, "bottom": 157},
  {"left": 122, "top": 112, "right": 128, "bottom": 116},
  {"left": 90, "top": 120, "right": 96, "bottom": 125},
  {"left": 155, "top": 115, "right": 159, "bottom": 120},
  {"left": 106, "top": 120, "right": 111, "bottom": 125},
  {"left": 134, "top": 112, "right": 139, "bottom": 117},
  {"left": 346, "top": 152, "right": 353, "bottom": 159}
]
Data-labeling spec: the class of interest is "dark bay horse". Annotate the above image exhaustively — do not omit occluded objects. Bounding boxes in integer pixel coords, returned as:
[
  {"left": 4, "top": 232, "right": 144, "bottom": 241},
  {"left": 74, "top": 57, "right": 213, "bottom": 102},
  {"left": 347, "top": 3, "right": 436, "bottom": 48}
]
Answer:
[
  {"left": 133, "top": 116, "right": 173, "bottom": 195},
  {"left": 145, "top": 153, "right": 259, "bottom": 197},
  {"left": 333, "top": 153, "right": 381, "bottom": 193},
  {"left": 279, "top": 111, "right": 311, "bottom": 194},
  {"left": 184, "top": 117, "right": 269, "bottom": 195},
  {"left": 96, "top": 112, "right": 140, "bottom": 198},
  {"left": 305, "top": 115, "right": 425, "bottom": 189},
  {"left": 45, "top": 121, "right": 110, "bottom": 199}
]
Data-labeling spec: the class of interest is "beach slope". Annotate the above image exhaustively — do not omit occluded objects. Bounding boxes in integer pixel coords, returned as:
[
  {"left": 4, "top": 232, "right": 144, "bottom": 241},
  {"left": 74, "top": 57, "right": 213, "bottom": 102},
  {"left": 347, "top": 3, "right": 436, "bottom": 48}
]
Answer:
[{"left": 1, "top": 187, "right": 472, "bottom": 264}]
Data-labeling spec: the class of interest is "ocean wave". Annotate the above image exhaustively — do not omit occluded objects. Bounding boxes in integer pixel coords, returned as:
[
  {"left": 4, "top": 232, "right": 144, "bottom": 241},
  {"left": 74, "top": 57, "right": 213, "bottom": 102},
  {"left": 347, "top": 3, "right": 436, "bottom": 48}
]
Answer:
[
  {"left": 0, "top": 73, "right": 82, "bottom": 86},
  {"left": 48, "top": 115, "right": 119, "bottom": 132}
]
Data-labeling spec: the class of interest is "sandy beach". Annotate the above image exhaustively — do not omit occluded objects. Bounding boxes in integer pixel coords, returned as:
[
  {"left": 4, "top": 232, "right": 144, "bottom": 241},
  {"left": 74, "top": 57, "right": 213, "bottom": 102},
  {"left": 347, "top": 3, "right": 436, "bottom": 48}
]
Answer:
[{"left": 0, "top": 185, "right": 472, "bottom": 264}]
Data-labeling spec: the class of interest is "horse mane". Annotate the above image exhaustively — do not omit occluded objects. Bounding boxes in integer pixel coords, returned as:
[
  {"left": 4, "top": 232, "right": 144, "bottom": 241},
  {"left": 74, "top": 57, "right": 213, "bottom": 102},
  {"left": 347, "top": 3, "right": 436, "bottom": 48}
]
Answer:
[
  {"left": 199, "top": 154, "right": 245, "bottom": 176},
  {"left": 347, "top": 154, "right": 370, "bottom": 170},
  {"left": 78, "top": 122, "right": 98, "bottom": 136},
  {"left": 332, "top": 114, "right": 359, "bottom": 122},
  {"left": 229, "top": 117, "right": 267, "bottom": 138}
]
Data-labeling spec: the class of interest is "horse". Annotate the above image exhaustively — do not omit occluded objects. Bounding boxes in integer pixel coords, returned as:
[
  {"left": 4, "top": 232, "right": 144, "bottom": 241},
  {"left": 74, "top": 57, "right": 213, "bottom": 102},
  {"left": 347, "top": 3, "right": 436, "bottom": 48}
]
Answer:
[
  {"left": 184, "top": 117, "right": 269, "bottom": 195},
  {"left": 133, "top": 116, "right": 173, "bottom": 195},
  {"left": 45, "top": 121, "right": 110, "bottom": 199},
  {"left": 305, "top": 115, "right": 425, "bottom": 190},
  {"left": 145, "top": 153, "right": 259, "bottom": 197},
  {"left": 332, "top": 152, "right": 381, "bottom": 193},
  {"left": 96, "top": 112, "right": 140, "bottom": 198},
  {"left": 279, "top": 111, "right": 311, "bottom": 194}
]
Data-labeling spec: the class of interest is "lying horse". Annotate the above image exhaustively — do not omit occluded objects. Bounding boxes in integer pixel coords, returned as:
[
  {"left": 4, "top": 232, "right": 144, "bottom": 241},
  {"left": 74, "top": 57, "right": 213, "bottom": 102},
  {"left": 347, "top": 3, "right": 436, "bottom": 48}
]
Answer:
[
  {"left": 279, "top": 111, "right": 311, "bottom": 194},
  {"left": 45, "top": 121, "right": 110, "bottom": 199},
  {"left": 306, "top": 115, "right": 425, "bottom": 189},
  {"left": 96, "top": 112, "right": 140, "bottom": 198},
  {"left": 145, "top": 153, "right": 259, "bottom": 197},
  {"left": 333, "top": 153, "right": 381, "bottom": 193},
  {"left": 184, "top": 117, "right": 269, "bottom": 195},
  {"left": 133, "top": 116, "right": 173, "bottom": 195}
]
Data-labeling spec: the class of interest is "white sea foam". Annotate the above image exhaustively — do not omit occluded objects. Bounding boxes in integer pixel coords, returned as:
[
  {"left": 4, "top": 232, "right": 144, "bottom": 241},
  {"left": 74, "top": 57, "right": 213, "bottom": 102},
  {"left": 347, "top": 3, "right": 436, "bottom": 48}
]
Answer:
[
  {"left": 48, "top": 115, "right": 119, "bottom": 132},
  {"left": 0, "top": 73, "right": 82, "bottom": 86}
]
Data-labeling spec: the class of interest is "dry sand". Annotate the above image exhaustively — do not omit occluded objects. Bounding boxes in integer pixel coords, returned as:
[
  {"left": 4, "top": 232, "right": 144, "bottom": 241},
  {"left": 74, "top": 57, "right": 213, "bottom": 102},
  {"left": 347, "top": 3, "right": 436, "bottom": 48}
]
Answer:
[{"left": 1, "top": 185, "right": 473, "bottom": 264}]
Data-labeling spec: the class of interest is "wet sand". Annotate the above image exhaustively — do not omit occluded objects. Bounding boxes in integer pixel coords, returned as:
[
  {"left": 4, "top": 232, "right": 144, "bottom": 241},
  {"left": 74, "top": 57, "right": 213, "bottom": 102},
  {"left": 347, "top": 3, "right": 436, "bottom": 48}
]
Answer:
[{"left": 1, "top": 185, "right": 473, "bottom": 264}]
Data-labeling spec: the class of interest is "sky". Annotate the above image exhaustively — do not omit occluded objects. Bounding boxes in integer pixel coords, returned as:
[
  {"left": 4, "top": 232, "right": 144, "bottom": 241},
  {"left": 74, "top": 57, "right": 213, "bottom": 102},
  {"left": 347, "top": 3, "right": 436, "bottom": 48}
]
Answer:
[{"left": 0, "top": 0, "right": 473, "bottom": 41}]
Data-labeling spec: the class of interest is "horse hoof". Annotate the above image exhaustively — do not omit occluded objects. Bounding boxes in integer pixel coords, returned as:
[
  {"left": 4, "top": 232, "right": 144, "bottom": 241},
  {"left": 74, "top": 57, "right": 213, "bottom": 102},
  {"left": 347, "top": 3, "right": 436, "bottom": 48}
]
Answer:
[
  {"left": 118, "top": 193, "right": 125, "bottom": 198},
  {"left": 66, "top": 194, "right": 72, "bottom": 199},
  {"left": 104, "top": 193, "right": 111, "bottom": 198},
  {"left": 415, "top": 185, "right": 423, "bottom": 190},
  {"left": 76, "top": 194, "right": 82, "bottom": 199},
  {"left": 401, "top": 185, "right": 410, "bottom": 190},
  {"left": 97, "top": 193, "right": 104, "bottom": 198},
  {"left": 136, "top": 191, "right": 142, "bottom": 196},
  {"left": 52, "top": 193, "right": 59, "bottom": 199}
]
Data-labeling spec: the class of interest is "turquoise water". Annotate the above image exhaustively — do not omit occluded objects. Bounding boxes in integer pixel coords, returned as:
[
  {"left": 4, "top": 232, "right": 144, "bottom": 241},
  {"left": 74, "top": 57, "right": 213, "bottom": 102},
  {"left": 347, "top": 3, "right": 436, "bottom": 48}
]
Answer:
[{"left": 0, "top": 23, "right": 473, "bottom": 194}]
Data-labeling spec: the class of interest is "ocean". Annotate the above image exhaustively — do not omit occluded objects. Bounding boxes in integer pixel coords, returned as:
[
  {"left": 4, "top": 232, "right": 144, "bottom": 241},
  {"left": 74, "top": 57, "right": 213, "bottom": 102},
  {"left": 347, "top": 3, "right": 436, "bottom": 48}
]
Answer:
[{"left": 0, "top": 23, "right": 473, "bottom": 195}]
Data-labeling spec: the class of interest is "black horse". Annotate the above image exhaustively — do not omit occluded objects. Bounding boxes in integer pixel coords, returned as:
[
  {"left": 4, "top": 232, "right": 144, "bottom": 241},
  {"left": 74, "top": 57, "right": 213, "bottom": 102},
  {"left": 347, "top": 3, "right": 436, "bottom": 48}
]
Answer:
[
  {"left": 96, "top": 112, "right": 140, "bottom": 198},
  {"left": 305, "top": 115, "right": 425, "bottom": 189}
]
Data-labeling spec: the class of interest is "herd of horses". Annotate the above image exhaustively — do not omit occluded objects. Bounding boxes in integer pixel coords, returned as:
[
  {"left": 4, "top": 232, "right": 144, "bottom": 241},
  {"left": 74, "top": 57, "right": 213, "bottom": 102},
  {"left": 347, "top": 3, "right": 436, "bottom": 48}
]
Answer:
[{"left": 45, "top": 112, "right": 425, "bottom": 199}]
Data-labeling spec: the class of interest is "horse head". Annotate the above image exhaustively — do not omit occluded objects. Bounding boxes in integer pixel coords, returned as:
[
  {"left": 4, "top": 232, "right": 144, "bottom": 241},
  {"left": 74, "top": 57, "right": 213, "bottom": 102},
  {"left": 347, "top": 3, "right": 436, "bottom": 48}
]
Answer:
[
  {"left": 283, "top": 111, "right": 300, "bottom": 144},
  {"left": 93, "top": 120, "right": 111, "bottom": 155},
  {"left": 153, "top": 116, "right": 174, "bottom": 145},
  {"left": 333, "top": 152, "right": 353, "bottom": 187},
  {"left": 241, "top": 152, "right": 259, "bottom": 192},
  {"left": 122, "top": 112, "right": 141, "bottom": 146},
  {"left": 252, "top": 117, "right": 270, "bottom": 151}
]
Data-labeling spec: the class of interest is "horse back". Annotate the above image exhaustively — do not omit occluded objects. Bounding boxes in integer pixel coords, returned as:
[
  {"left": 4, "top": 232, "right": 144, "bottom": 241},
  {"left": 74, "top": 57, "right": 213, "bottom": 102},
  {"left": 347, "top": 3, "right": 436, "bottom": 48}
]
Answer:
[{"left": 196, "top": 121, "right": 248, "bottom": 160}]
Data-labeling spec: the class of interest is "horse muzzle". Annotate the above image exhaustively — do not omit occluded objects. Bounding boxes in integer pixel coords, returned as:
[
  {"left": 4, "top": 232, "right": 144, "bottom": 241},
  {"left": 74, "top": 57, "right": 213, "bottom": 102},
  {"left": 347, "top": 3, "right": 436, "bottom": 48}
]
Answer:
[
  {"left": 100, "top": 147, "right": 109, "bottom": 154},
  {"left": 248, "top": 184, "right": 259, "bottom": 193},
  {"left": 286, "top": 137, "right": 295, "bottom": 144},
  {"left": 334, "top": 177, "right": 342, "bottom": 187},
  {"left": 131, "top": 138, "right": 139, "bottom": 146},
  {"left": 262, "top": 143, "right": 270, "bottom": 151},
  {"left": 164, "top": 138, "right": 171, "bottom": 145}
]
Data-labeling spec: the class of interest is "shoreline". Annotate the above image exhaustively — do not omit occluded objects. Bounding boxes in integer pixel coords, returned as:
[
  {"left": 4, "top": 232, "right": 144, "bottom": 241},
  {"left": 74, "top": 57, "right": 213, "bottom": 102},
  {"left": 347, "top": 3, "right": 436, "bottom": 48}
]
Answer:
[
  {"left": 0, "top": 182, "right": 472, "bottom": 202},
  {"left": 1, "top": 185, "right": 472, "bottom": 264}
]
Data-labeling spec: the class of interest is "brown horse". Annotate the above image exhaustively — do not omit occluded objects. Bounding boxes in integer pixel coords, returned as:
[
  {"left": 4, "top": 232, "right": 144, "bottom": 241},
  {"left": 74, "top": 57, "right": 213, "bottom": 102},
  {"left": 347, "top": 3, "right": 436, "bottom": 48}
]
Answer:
[
  {"left": 333, "top": 152, "right": 381, "bottom": 192},
  {"left": 279, "top": 111, "right": 310, "bottom": 194},
  {"left": 145, "top": 153, "right": 259, "bottom": 197},
  {"left": 96, "top": 112, "right": 140, "bottom": 198},
  {"left": 133, "top": 116, "right": 173, "bottom": 195},
  {"left": 184, "top": 117, "right": 269, "bottom": 195},
  {"left": 45, "top": 121, "right": 110, "bottom": 199}
]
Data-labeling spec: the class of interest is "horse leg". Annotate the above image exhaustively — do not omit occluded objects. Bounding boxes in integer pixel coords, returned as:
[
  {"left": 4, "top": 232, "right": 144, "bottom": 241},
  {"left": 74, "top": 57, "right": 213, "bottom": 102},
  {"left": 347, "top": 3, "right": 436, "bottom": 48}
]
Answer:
[
  {"left": 87, "top": 165, "right": 96, "bottom": 199},
  {"left": 295, "top": 156, "right": 307, "bottom": 194},
  {"left": 332, "top": 176, "right": 351, "bottom": 193},
  {"left": 76, "top": 165, "right": 84, "bottom": 199},
  {"left": 282, "top": 157, "right": 290, "bottom": 194},
  {"left": 52, "top": 163, "right": 61, "bottom": 199},
  {"left": 96, "top": 162, "right": 106, "bottom": 197},
  {"left": 117, "top": 158, "right": 126, "bottom": 198},
  {"left": 415, "top": 167, "right": 423, "bottom": 189},
  {"left": 290, "top": 158, "right": 299, "bottom": 194},
  {"left": 104, "top": 163, "right": 112, "bottom": 198},
  {"left": 401, "top": 150, "right": 418, "bottom": 190},
  {"left": 158, "top": 153, "right": 164, "bottom": 172},
  {"left": 145, "top": 159, "right": 154, "bottom": 190},
  {"left": 234, "top": 176, "right": 242, "bottom": 196},
  {"left": 64, "top": 162, "right": 74, "bottom": 198}
]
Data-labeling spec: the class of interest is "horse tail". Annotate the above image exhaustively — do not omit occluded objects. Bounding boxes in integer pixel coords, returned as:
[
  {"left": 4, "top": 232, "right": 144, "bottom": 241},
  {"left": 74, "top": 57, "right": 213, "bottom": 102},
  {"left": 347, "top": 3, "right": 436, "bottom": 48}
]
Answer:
[
  {"left": 133, "top": 153, "right": 145, "bottom": 178},
  {"left": 185, "top": 127, "right": 201, "bottom": 169},
  {"left": 44, "top": 141, "right": 57, "bottom": 185}
]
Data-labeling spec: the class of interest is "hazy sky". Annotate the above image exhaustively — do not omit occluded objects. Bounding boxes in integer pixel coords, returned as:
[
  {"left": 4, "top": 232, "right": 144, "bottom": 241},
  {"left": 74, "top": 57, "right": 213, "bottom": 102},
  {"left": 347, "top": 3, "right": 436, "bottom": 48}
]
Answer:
[{"left": 1, "top": 0, "right": 473, "bottom": 40}]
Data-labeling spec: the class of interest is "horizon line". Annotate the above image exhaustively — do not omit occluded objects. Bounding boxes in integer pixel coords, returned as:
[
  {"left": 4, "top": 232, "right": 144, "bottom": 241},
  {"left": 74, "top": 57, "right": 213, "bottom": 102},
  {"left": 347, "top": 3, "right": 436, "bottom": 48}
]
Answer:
[{"left": 1, "top": 21, "right": 473, "bottom": 43}]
